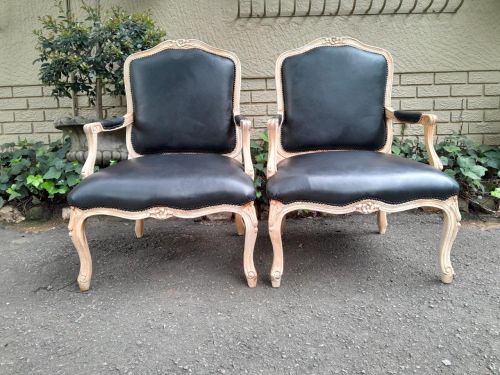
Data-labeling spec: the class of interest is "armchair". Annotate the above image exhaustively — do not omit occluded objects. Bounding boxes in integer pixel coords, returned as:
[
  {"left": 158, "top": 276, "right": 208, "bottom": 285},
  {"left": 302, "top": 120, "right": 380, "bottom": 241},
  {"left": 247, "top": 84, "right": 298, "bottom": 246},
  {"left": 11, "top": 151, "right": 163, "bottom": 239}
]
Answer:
[
  {"left": 266, "top": 37, "right": 460, "bottom": 287},
  {"left": 67, "top": 40, "right": 258, "bottom": 291}
]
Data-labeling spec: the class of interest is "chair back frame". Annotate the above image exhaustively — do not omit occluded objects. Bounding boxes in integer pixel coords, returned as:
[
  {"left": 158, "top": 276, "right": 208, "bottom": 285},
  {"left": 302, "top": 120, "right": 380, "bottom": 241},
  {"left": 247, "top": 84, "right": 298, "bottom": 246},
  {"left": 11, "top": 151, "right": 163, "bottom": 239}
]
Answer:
[
  {"left": 273, "top": 36, "right": 395, "bottom": 163},
  {"left": 123, "top": 39, "right": 245, "bottom": 163}
]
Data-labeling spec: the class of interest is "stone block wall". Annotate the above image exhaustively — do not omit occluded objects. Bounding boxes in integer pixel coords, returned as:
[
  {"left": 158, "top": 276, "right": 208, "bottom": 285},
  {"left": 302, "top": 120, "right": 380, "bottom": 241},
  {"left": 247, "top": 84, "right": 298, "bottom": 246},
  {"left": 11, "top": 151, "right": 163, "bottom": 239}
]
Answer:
[{"left": 0, "top": 70, "right": 499, "bottom": 145}]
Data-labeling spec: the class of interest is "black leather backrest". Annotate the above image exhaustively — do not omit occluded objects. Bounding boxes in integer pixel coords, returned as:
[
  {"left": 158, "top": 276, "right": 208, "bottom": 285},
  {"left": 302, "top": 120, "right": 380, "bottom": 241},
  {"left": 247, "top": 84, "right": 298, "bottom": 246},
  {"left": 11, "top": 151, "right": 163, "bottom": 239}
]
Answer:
[
  {"left": 281, "top": 46, "right": 388, "bottom": 152},
  {"left": 130, "top": 48, "right": 236, "bottom": 154}
]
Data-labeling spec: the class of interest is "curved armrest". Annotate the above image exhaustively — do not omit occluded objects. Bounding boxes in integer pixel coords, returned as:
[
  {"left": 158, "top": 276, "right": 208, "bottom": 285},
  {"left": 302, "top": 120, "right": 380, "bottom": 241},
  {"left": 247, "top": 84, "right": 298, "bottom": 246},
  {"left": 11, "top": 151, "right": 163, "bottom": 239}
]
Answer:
[
  {"left": 81, "top": 113, "right": 133, "bottom": 178},
  {"left": 235, "top": 116, "right": 255, "bottom": 179},
  {"left": 385, "top": 107, "right": 442, "bottom": 170},
  {"left": 101, "top": 116, "right": 126, "bottom": 130},
  {"left": 266, "top": 117, "right": 281, "bottom": 178}
]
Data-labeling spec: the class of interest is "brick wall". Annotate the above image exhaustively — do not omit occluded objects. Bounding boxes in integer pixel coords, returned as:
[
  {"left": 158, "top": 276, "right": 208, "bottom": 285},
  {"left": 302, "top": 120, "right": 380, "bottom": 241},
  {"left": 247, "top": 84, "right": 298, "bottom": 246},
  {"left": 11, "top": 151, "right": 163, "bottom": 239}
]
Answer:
[
  {"left": 0, "top": 86, "right": 126, "bottom": 144},
  {"left": 241, "top": 70, "right": 500, "bottom": 145},
  {"left": 0, "top": 70, "right": 499, "bottom": 145}
]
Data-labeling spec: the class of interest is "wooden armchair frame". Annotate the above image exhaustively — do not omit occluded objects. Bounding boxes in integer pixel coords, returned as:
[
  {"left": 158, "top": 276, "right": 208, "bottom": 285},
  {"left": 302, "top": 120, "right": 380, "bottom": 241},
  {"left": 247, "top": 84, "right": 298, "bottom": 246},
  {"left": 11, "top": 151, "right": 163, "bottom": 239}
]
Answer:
[
  {"left": 69, "top": 40, "right": 258, "bottom": 291},
  {"left": 267, "top": 37, "right": 461, "bottom": 287}
]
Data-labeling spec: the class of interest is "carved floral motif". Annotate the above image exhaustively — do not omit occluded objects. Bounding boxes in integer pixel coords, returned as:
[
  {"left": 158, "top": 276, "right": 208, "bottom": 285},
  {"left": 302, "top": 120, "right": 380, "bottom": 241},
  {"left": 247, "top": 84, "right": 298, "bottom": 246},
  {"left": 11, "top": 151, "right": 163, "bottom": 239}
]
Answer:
[
  {"left": 148, "top": 208, "right": 174, "bottom": 219},
  {"left": 354, "top": 201, "right": 380, "bottom": 214}
]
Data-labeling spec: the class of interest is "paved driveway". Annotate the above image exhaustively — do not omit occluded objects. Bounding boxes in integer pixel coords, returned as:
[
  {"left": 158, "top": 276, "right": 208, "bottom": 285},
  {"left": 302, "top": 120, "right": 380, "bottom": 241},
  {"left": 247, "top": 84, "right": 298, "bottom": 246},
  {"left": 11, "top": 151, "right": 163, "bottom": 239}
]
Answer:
[{"left": 0, "top": 212, "right": 498, "bottom": 374}]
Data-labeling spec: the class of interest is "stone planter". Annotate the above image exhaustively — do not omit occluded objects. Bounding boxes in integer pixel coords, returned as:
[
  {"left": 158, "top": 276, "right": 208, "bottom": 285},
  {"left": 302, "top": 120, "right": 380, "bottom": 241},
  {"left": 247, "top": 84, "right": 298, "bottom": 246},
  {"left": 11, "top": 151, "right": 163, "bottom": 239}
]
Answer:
[{"left": 55, "top": 116, "right": 128, "bottom": 166}]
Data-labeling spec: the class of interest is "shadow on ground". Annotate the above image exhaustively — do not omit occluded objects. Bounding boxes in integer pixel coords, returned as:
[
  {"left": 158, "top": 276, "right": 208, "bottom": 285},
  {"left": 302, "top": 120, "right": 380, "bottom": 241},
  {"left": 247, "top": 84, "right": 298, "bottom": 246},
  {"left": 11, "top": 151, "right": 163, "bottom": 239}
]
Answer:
[{"left": 0, "top": 212, "right": 498, "bottom": 374}]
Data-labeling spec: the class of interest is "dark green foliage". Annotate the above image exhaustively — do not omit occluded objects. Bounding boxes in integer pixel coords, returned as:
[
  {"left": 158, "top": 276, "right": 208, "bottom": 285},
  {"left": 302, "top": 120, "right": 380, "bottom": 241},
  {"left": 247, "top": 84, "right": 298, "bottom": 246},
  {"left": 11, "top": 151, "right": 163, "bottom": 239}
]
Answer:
[
  {"left": 33, "top": 1, "right": 165, "bottom": 109},
  {"left": 393, "top": 133, "right": 500, "bottom": 207},
  {"left": 0, "top": 139, "right": 82, "bottom": 210},
  {"left": 250, "top": 131, "right": 269, "bottom": 205}
]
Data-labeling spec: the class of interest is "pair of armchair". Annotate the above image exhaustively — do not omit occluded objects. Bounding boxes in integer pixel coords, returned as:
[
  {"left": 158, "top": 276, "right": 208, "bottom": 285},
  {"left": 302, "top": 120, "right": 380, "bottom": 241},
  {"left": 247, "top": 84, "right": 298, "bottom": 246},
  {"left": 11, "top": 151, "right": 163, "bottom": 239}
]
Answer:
[{"left": 67, "top": 38, "right": 460, "bottom": 291}]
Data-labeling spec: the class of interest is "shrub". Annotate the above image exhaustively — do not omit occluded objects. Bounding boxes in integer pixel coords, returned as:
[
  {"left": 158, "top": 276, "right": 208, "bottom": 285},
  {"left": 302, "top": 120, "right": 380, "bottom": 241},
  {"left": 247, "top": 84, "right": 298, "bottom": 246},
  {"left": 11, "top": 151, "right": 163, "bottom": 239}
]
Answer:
[
  {"left": 393, "top": 133, "right": 500, "bottom": 211},
  {"left": 250, "top": 131, "right": 269, "bottom": 207},
  {"left": 0, "top": 139, "right": 82, "bottom": 211},
  {"left": 34, "top": 1, "right": 166, "bottom": 119}
]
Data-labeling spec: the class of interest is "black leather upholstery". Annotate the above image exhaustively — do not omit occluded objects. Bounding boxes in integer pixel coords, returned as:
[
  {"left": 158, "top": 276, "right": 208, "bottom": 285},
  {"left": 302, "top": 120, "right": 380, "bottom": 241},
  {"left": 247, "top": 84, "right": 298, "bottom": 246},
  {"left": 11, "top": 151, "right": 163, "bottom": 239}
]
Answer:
[
  {"left": 130, "top": 49, "right": 236, "bottom": 154},
  {"left": 281, "top": 46, "right": 388, "bottom": 152},
  {"left": 394, "top": 111, "right": 422, "bottom": 124},
  {"left": 101, "top": 116, "right": 124, "bottom": 129},
  {"left": 267, "top": 151, "right": 459, "bottom": 205},
  {"left": 68, "top": 154, "right": 255, "bottom": 210}
]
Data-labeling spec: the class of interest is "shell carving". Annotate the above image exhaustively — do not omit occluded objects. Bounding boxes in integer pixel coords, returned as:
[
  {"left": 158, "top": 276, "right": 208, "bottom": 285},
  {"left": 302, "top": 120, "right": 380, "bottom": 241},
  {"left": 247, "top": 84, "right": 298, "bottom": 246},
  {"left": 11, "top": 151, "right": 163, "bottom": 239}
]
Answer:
[
  {"left": 326, "top": 37, "right": 343, "bottom": 46},
  {"left": 149, "top": 208, "right": 174, "bottom": 219},
  {"left": 355, "top": 201, "right": 380, "bottom": 214}
]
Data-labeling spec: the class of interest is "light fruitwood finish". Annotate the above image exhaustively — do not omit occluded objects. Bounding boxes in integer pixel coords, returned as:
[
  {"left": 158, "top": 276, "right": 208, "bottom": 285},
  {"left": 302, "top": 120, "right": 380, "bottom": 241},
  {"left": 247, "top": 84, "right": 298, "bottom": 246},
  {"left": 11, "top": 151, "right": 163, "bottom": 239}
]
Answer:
[
  {"left": 69, "top": 40, "right": 258, "bottom": 291},
  {"left": 267, "top": 37, "right": 460, "bottom": 287},
  {"left": 69, "top": 203, "right": 258, "bottom": 291},
  {"left": 268, "top": 197, "right": 461, "bottom": 287}
]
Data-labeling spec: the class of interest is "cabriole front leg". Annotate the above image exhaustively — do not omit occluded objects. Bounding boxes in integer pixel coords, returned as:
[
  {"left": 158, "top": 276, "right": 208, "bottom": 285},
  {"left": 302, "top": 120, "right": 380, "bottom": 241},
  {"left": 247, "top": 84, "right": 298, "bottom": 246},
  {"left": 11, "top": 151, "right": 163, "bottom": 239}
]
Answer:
[
  {"left": 240, "top": 203, "right": 258, "bottom": 288},
  {"left": 268, "top": 200, "right": 285, "bottom": 288},
  {"left": 68, "top": 207, "right": 92, "bottom": 291},
  {"left": 439, "top": 197, "right": 461, "bottom": 284}
]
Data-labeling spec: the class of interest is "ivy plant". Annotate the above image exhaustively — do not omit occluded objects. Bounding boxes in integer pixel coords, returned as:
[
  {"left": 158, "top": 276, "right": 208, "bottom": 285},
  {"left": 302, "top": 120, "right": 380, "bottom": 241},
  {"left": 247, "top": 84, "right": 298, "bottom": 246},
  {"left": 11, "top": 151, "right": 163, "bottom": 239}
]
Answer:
[
  {"left": 393, "top": 133, "right": 500, "bottom": 211},
  {"left": 0, "top": 139, "right": 82, "bottom": 210},
  {"left": 250, "top": 131, "right": 269, "bottom": 206}
]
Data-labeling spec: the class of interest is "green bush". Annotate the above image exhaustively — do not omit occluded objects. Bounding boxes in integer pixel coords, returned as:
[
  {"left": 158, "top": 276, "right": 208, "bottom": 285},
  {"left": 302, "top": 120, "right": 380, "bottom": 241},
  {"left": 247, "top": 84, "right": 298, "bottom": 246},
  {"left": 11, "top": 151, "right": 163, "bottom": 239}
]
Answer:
[
  {"left": 250, "top": 131, "right": 269, "bottom": 206},
  {"left": 34, "top": 1, "right": 166, "bottom": 119},
  {"left": 0, "top": 139, "right": 82, "bottom": 210},
  {"left": 393, "top": 133, "right": 500, "bottom": 210}
]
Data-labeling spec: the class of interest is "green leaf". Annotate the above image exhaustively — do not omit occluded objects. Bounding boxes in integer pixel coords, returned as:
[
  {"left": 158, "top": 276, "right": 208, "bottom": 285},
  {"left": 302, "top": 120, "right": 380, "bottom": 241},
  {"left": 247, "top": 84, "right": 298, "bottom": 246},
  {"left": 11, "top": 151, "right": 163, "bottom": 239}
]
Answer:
[
  {"left": 460, "top": 169, "right": 481, "bottom": 181},
  {"left": 40, "top": 180, "right": 56, "bottom": 194},
  {"left": 491, "top": 188, "right": 500, "bottom": 199},
  {"left": 0, "top": 196, "right": 4, "bottom": 208},
  {"left": 439, "top": 156, "right": 449, "bottom": 166},
  {"left": 6, "top": 184, "right": 22, "bottom": 201},
  {"left": 470, "top": 165, "right": 487, "bottom": 178},
  {"left": 43, "top": 166, "right": 62, "bottom": 180},
  {"left": 457, "top": 156, "right": 475, "bottom": 169},
  {"left": 443, "top": 145, "right": 461, "bottom": 153},
  {"left": 66, "top": 174, "right": 80, "bottom": 187},
  {"left": 26, "top": 174, "right": 44, "bottom": 188}
]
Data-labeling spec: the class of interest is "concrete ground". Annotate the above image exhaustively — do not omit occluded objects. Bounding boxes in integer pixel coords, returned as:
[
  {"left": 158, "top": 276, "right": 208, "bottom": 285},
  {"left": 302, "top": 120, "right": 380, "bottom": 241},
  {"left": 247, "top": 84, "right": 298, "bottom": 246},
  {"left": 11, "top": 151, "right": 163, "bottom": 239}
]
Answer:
[{"left": 0, "top": 212, "right": 498, "bottom": 374}]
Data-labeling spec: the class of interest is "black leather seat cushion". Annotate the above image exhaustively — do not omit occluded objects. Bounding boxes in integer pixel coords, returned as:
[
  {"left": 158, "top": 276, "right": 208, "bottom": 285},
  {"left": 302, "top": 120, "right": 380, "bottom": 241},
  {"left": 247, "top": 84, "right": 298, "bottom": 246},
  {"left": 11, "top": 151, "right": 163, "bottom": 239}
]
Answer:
[
  {"left": 281, "top": 46, "right": 388, "bottom": 152},
  {"left": 68, "top": 154, "right": 255, "bottom": 211},
  {"left": 267, "top": 151, "right": 459, "bottom": 205},
  {"left": 130, "top": 48, "right": 236, "bottom": 154}
]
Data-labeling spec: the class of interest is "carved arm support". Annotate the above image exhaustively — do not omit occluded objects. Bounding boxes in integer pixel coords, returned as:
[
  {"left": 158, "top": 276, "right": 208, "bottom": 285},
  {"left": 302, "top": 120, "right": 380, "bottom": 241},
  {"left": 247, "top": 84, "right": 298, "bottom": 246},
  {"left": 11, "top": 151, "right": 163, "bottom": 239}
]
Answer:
[
  {"left": 81, "top": 113, "right": 133, "bottom": 178},
  {"left": 266, "top": 116, "right": 282, "bottom": 178},
  {"left": 385, "top": 107, "right": 442, "bottom": 170},
  {"left": 235, "top": 115, "right": 255, "bottom": 179}
]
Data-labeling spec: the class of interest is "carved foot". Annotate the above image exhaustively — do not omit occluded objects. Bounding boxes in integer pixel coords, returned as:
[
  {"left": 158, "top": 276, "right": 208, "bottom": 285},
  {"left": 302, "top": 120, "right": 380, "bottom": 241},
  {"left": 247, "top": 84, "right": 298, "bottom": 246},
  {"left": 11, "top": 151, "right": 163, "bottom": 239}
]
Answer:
[
  {"left": 246, "top": 271, "right": 257, "bottom": 288},
  {"left": 269, "top": 200, "right": 285, "bottom": 288},
  {"left": 235, "top": 214, "right": 245, "bottom": 236},
  {"left": 77, "top": 274, "right": 91, "bottom": 292},
  {"left": 377, "top": 211, "right": 388, "bottom": 234},
  {"left": 270, "top": 270, "right": 282, "bottom": 288},
  {"left": 135, "top": 219, "right": 144, "bottom": 238},
  {"left": 441, "top": 271, "right": 454, "bottom": 284},
  {"left": 241, "top": 203, "right": 258, "bottom": 288}
]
